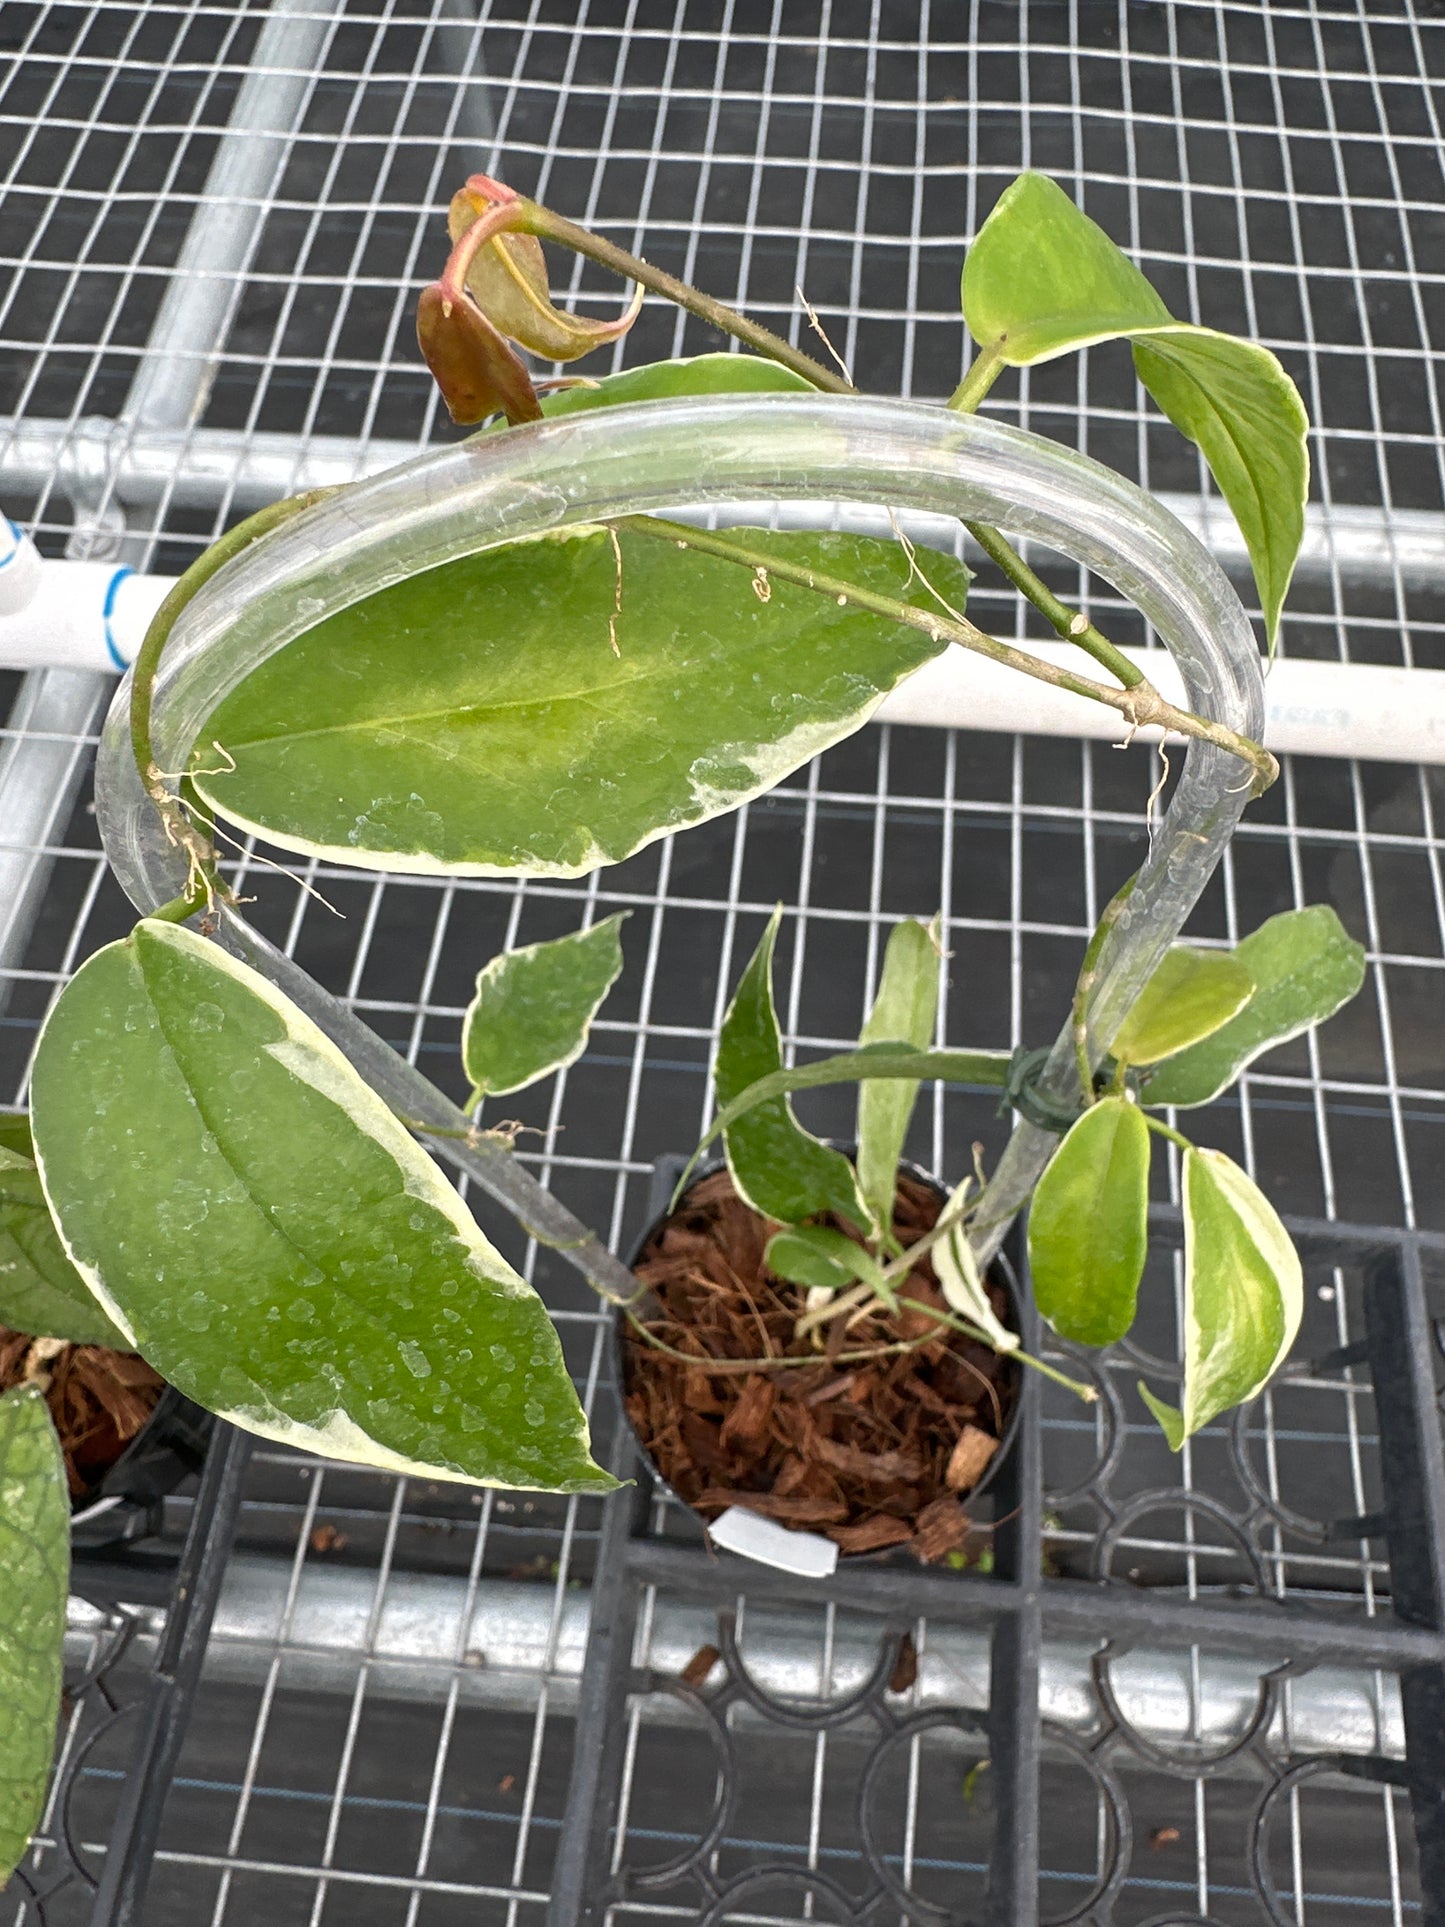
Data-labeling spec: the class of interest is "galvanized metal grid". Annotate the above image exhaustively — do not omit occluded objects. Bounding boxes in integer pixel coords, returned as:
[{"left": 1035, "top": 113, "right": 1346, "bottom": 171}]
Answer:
[{"left": 2, "top": 2, "right": 1444, "bottom": 1923}]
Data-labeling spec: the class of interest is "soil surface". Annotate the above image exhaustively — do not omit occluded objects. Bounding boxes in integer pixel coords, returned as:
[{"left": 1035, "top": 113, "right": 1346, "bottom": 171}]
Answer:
[
  {"left": 622, "top": 1168, "right": 1020, "bottom": 1562},
  {"left": 0, "top": 1328, "right": 164, "bottom": 1500}
]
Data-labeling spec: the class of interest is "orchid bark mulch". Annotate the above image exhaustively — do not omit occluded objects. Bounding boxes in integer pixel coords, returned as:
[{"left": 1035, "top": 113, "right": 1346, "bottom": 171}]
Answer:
[
  {"left": 622, "top": 1167, "right": 1020, "bottom": 1563},
  {"left": 0, "top": 1327, "right": 164, "bottom": 1499}
]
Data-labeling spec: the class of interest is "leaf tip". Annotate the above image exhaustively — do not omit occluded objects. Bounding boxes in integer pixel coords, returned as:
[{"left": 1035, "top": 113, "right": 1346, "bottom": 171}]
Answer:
[{"left": 1138, "top": 1380, "right": 1186, "bottom": 1450}]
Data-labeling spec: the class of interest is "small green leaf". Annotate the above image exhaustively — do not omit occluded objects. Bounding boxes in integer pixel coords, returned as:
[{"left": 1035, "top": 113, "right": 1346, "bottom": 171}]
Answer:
[
  {"left": 0, "top": 1133, "right": 129, "bottom": 1350},
  {"left": 1130, "top": 327, "right": 1309, "bottom": 645},
  {"left": 462, "top": 914, "right": 627, "bottom": 1100},
  {"left": 1158, "top": 1146, "right": 1303, "bottom": 1446},
  {"left": 526, "top": 352, "right": 818, "bottom": 420},
  {"left": 962, "top": 172, "right": 1172, "bottom": 365},
  {"left": 1110, "top": 946, "right": 1254, "bottom": 1070},
  {"left": 1027, "top": 1096, "right": 1151, "bottom": 1347},
  {"left": 765, "top": 1225, "right": 878, "bottom": 1293},
  {"left": 962, "top": 172, "right": 1310, "bottom": 645},
  {"left": 196, "top": 528, "right": 959, "bottom": 878},
  {"left": 1143, "top": 906, "right": 1366, "bottom": 1109},
  {"left": 856, "top": 919, "right": 941, "bottom": 1239},
  {"left": 31, "top": 920, "right": 615, "bottom": 1494},
  {"left": 932, "top": 1180, "right": 1019, "bottom": 1353},
  {"left": 716, "top": 911, "right": 871, "bottom": 1231},
  {"left": 0, "top": 1385, "right": 68, "bottom": 1888},
  {"left": 1137, "top": 1381, "right": 1185, "bottom": 1452}
]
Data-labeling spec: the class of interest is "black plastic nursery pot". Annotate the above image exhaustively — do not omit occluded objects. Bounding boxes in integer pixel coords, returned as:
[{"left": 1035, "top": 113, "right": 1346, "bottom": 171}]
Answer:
[
  {"left": 0, "top": 1332, "right": 213, "bottom": 1554},
  {"left": 613, "top": 1155, "right": 1025, "bottom": 1573},
  {"left": 68, "top": 1382, "right": 214, "bottom": 1555}
]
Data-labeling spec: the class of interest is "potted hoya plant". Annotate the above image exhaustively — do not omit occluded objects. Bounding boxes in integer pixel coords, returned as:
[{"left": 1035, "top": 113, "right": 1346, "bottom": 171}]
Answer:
[{"left": 0, "top": 171, "right": 1368, "bottom": 1881}]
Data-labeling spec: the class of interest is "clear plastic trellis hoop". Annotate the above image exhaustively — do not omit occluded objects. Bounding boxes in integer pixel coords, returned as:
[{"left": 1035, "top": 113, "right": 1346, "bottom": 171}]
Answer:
[{"left": 94, "top": 393, "right": 1265, "bottom": 1261}]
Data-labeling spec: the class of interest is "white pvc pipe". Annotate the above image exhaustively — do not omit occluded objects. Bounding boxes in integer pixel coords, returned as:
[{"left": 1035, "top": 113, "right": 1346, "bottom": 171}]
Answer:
[
  {"left": 0, "top": 519, "right": 42, "bottom": 615},
  {"left": 0, "top": 555, "right": 169, "bottom": 672},
  {"left": 877, "top": 637, "right": 1445, "bottom": 765},
  {"left": 3, "top": 551, "right": 1442, "bottom": 764}
]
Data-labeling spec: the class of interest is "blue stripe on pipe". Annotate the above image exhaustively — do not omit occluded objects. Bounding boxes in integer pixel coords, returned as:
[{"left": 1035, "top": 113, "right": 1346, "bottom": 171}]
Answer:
[{"left": 102, "top": 565, "right": 133, "bottom": 670}]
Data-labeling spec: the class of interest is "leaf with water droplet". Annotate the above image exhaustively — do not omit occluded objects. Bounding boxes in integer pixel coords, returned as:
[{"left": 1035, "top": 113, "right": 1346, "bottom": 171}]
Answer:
[
  {"left": 31, "top": 921, "right": 614, "bottom": 1494},
  {"left": 193, "top": 528, "right": 962, "bottom": 878},
  {"left": 1028, "top": 1096, "right": 1150, "bottom": 1347},
  {"left": 463, "top": 914, "right": 627, "bottom": 1099},
  {"left": 0, "top": 1385, "right": 68, "bottom": 1886},
  {"left": 855, "top": 918, "right": 941, "bottom": 1239},
  {"left": 716, "top": 909, "right": 871, "bottom": 1231},
  {"left": 0, "top": 1115, "right": 127, "bottom": 1348}
]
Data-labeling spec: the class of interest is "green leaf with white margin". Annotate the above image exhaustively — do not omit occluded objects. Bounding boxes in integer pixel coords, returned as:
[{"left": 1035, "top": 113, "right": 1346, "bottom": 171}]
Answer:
[
  {"left": 1110, "top": 945, "right": 1254, "bottom": 1070},
  {"left": 0, "top": 1119, "right": 129, "bottom": 1349},
  {"left": 1027, "top": 1096, "right": 1151, "bottom": 1347},
  {"left": 932, "top": 1179, "right": 1019, "bottom": 1353},
  {"left": 1140, "top": 1146, "right": 1303, "bottom": 1449},
  {"left": 0, "top": 1385, "right": 68, "bottom": 1888},
  {"left": 716, "top": 910, "right": 872, "bottom": 1232},
  {"left": 523, "top": 351, "right": 818, "bottom": 420},
  {"left": 765, "top": 1225, "right": 882, "bottom": 1294},
  {"left": 1129, "top": 328, "right": 1309, "bottom": 648},
  {"left": 963, "top": 171, "right": 1173, "bottom": 364},
  {"left": 462, "top": 913, "right": 626, "bottom": 1102},
  {"left": 855, "top": 918, "right": 941, "bottom": 1239},
  {"left": 1142, "top": 905, "right": 1366, "bottom": 1110},
  {"left": 194, "top": 527, "right": 962, "bottom": 879},
  {"left": 961, "top": 171, "right": 1309, "bottom": 644},
  {"left": 30, "top": 920, "right": 615, "bottom": 1494}
]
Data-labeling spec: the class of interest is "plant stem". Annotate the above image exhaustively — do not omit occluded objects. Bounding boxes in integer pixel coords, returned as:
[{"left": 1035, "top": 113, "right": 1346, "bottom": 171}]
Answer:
[
  {"left": 128, "top": 488, "right": 338, "bottom": 899},
  {"left": 877, "top": 1208, "right": 963, "bottom": 1283},
  {"left": 947, "top": 342, "right": 1006, "bottom": 414},
  {"left": 626, "top": 1309, "right": 939, "bottom": 1373},
  {"left": 788, "top": 1204, "right": 974, "bottom": 1342},
  {"left": 1144, "top": 1113, "right": 1193, "bottom": 1154},
  {"left": 942, "top": 337, "right": 1146, "bottom": 696},
  {"left": 793, "top": 1277, "right": 873, "bottom": 1340},
  {"left": 795, "top": 1273, "right": 1095, "bottom": 1400},
  {"left": 1071, "top": 874, "right": 1139, "bottom": 1099},
  {"left": 962, "top": 519, "right": 1145, "bottom": 691},
  {"left": 147, "top": 887, "right": 210, "bottom": 925},
  {"left": 783, "top": 1211, "right": 1095, "bottom": 1403},
  {"left": 890, "top": 1296, "right": 1097, "bottom": 1402},
  {"left": 630, "top": 1297, "right": 1088, "bottom": 1396},
  {"left": 620, "top": 514, "right": 1277, "bottom": 790},
  {"left": 514, "top": 201, "right": 851, "bottom": 396}
]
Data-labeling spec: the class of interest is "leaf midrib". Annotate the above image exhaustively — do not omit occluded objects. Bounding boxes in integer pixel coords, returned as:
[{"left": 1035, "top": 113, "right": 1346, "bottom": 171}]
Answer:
[
  {"left": 206, "top": 572, "right": 934, "bottom": 757},
  {"left": 210, "top": 661, "right": 663, "bottom": 752}
]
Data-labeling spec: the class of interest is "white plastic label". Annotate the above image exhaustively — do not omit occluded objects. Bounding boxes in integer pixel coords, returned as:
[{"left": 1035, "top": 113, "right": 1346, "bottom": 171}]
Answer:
[{"left": 707, "top": 1505, "right": 839, "bottom": 1578}]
